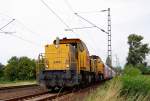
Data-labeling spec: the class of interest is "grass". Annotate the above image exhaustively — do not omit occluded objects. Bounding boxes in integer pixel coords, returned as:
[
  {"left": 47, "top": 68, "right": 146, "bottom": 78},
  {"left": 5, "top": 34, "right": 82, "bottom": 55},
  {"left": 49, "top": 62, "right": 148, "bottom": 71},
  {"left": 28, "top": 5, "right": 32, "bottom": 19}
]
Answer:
[
  {"left": 0, "top": 78, "right": 36, "bottom": 87},
  {"left": 85, "top": 74, "right": 150, "bottom": 101},
  {"left": 85, "top": 77, "right": 122, "bottom": 101},
  {"left": 121, "top": 75, "right": 150, "bottom": 95}
]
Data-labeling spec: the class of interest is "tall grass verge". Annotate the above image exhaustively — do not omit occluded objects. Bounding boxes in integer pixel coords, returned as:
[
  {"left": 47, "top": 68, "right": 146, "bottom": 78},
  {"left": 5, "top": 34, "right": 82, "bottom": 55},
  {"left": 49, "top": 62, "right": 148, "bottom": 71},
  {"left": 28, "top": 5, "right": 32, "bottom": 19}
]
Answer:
[
  {"left": 85, "top": 77, "right": 123, "bottom": 101},
  {"left": 85, "top": 67, "right": 150, "bottom": 101}
]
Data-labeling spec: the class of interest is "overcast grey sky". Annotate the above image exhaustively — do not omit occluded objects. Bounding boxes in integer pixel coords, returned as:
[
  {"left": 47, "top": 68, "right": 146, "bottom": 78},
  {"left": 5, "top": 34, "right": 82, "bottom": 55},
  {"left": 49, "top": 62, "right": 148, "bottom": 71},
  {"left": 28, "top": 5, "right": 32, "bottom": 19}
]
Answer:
[{"left": 0, "top": 0, "right": 150, "bottom": 67}]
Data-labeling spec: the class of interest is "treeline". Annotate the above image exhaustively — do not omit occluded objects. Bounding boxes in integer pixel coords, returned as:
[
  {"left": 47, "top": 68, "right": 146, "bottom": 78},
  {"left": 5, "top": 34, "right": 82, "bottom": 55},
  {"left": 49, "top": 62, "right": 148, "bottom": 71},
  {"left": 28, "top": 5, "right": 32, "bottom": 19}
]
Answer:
[
  {"left": 125, "top": 34, "right": 150, "bottom": 74},
  {"left": 0, "top": 56, "right": 36, "bottom": 81}
]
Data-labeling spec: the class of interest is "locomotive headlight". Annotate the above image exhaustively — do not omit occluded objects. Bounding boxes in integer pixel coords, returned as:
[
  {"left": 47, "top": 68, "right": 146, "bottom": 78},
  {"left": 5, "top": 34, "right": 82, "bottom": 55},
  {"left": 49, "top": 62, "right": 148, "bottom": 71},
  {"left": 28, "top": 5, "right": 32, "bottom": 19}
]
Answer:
[
  {"left": 45, "top": 60, "right": 49, "bottom": 69},
  {"left": 45, "top": 65, "right": 49, "bottom": 69},
  {"left": 66, "top": 64, "right": 69, "bottom": 68},
  {"left": 65, "top": 59, "right": 69, "bottom": 68}
]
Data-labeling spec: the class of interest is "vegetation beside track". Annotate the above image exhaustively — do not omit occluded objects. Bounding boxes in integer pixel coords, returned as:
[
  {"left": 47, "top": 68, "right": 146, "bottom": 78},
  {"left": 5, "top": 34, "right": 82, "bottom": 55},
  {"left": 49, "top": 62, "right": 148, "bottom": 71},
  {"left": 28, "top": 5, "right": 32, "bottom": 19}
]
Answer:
[
  {"left": 85, "top": 67, "right": 150, "bottom": 101},
  {"left": 0, "top": 80, "right": 36, "bottom": 87},
  {"left": 0, "top": 56, "right": 36, "bottom": 82},
  {"left": 0, "top": 56, "right": 37, "bottom": 87}
]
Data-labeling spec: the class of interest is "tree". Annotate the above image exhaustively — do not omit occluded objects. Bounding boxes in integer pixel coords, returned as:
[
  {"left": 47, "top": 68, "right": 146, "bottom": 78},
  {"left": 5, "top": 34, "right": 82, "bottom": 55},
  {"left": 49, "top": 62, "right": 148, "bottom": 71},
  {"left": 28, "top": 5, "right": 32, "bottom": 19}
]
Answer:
[
  {"left": 17, "top": 57, "right": 36, "bottom": 80},
  {"left": 0, "top": 63, "right": 4, "bottom": 68},
  {"left": 126, "top": 34, "right": 150, "bottom": 66},
  {"left": 4, "top": 56, "right": 19, "bottom": 80},
  {"left": 114, "top": 66, "right": 122, "bottom": 75},
  {"left": 0, "top": 63, "right": 4, "bottom": 77},
  {"left": 4, "top": 56, "right": 36, "bottom": 81}
]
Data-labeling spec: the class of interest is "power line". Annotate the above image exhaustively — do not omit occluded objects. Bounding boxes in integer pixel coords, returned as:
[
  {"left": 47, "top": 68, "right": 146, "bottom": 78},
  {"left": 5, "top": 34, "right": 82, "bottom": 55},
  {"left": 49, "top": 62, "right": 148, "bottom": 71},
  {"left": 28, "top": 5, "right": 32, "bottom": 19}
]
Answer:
[
  {"left": 40, "top": 0, "right": 81, "bottom": 38},
  {"left": 0, "top": 32, "right": 15, "bottom": 34},
  {"left": 9, "top": 34, "right": 41, "bottom": 47},
  {"left": 0, "top": 19, "right": 15, "bottom": 30},
  {"left": 74, "top": 13, "right": 108, "bottom": 34},
  {"left": 63, "top": 1, "right": 105, "bottom": 54},
  {"left": 74, "top": 10, "right": 112, "bottom": 66},
  {"left": 64, "top": 0, "right": 75, "bottom": 13},
  {"left": 65, "top": 26, "right": 95, "bottom": 31},
  {"left": 41, "top": 0, "right": 73, "bottom": 31},
  {"left": 0, "top": 30, "right": 41, "bottom": 47},
  {"left": 0, "top": 13, "right": 42, "bottom": 36},
  {"left": 0, "top": 31, "right": 41, "bottom": 47},
  {"left": 15, "top": 19, "right": 41, "bottom": 36},
  {"left": 0, "top": 18, "right": 41, "bottom": 47},
  {"left": 63, "top": 0, "right": 81, "bottom": 38},
  {"left": 75, "top": 10, "right": 108, "bottom": 14},
  {"left": 0, "top": 18, "right": 16, "bottom": 35}
]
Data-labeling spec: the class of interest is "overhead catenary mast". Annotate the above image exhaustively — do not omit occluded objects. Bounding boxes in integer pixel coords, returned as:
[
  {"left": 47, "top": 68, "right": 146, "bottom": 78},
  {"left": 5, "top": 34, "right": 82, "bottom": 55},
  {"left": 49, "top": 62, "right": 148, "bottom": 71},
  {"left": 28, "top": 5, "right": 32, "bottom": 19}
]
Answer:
[
  {"left": 106, "top": 8, "right": 112, "bottom": 67},
  {"left": 71, "top": 8, "right": 112, "bottom": 67},
  {"left": 42, "top": 0, "right": 113, "bottom": 66}
]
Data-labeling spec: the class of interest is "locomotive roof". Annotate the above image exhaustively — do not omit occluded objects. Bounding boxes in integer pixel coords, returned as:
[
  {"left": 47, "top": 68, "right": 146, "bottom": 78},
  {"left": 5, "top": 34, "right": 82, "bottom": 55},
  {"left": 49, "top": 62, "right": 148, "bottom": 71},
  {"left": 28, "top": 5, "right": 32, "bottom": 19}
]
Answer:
[
  {"left": 90, "top": 55, "right": 102, "bottom": 61},
  {"left": 53, "top": 37, "right": 89, "bottom": 53},
  {"left": 54, "top": 38, "right": 82, "bottom": 44},
  {"left": 90, "top": 55, "right": 100, "bottom": 59}
]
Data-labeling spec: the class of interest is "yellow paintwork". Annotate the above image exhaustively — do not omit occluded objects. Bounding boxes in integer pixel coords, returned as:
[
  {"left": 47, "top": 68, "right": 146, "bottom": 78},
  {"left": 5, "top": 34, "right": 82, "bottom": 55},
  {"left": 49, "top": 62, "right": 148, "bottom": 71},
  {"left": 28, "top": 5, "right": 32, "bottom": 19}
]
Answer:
[
  {"left": 90, "top": 59, "right": 97, "bottom": 73},
  {"left": 43, "top": 38, "right": 90, "bottom": 74},
  {"left": 90, "top": 56, "right": 104, "bottom": 75},
  {"left": 45, "top": 44, "right": 74, "bottom": 70},
  {"left": 77, "top": 49, "right": 90, "bottom": 73},
  {"left": 97, "top": 58, "right": 104, "bottom": 74}
]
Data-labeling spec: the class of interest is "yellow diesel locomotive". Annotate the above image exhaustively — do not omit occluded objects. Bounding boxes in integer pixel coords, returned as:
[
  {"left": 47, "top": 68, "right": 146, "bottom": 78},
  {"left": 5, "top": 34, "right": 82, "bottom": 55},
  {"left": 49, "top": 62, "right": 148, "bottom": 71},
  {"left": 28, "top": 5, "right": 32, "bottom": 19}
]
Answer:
[
  {"left": 37, "top": 37, "right": 115, "bottom": 89},
  {"left": 37, "top": 38, "right": 94, "bottom": 88},
  {"left": 90, "top": 55, "right": 114, "bottom": 81},
  {"left": 90, "top": 55, "right": 104, "bottom": 81}
]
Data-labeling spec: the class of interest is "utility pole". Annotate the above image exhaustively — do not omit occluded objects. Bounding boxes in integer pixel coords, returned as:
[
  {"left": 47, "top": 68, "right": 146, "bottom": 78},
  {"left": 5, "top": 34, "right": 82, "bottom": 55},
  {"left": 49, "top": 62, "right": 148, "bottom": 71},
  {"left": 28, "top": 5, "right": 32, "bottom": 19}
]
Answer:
[
  {"left": 106, "top": 8, "right": 112, "bottom": 67},
  {"left": 65, "top": 8, "right": 112, "bottom": 67}
]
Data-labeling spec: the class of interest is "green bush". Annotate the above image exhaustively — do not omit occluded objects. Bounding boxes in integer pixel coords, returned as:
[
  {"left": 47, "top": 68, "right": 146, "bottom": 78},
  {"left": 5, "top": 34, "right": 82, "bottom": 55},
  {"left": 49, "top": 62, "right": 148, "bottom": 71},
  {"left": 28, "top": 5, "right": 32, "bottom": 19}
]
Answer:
[
  {"left": 0, "top": 63, "right": 4, "bottom": 78},
  {"left": 124, "top": 64, "right": 141, "bottom": 76},
  {"left": 121, "top": 76, "right": 150, "bottom": 96},
  {"left": 121, "top": 65, "right": 150, "bottom": 99},
  {"left": 4, "top": 56, "right": 36, "bottom": 81},
  {"left": 141, "top": 66, "right": 150, "bottom": 74}
]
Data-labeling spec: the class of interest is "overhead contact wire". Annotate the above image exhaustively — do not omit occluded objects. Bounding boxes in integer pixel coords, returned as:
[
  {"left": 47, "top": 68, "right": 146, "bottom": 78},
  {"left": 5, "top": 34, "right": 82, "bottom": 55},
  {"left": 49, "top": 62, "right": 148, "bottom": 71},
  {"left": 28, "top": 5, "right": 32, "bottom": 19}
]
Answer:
[
  {"left": 0, "top": 19, "right": 15, "bottom": 30},
  {"left": 10, "top": 34, "right": 41, "bottom": 47},
  {"left": 64, "top": 0, "right": 75, "bottom": 13},
  {"left": 41, "top": 0, "right": 73, "bottom": 32},
  {"left": 63, "top": 0, "right": 82, "bottom": 38},
  {"left": 0, "top": 18, "right": 41, "bottom": 47}
]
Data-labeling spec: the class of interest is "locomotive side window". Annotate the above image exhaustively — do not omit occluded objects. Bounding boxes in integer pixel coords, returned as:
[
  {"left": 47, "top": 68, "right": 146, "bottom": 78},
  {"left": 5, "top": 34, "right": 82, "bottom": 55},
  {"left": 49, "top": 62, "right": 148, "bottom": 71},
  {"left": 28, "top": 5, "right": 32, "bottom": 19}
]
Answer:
[
  {"left": 81, "top": 41, "right": 88, "bottom": 50},
  {"left": 77, "top": 43, "right": 84, "bottom": 52}
]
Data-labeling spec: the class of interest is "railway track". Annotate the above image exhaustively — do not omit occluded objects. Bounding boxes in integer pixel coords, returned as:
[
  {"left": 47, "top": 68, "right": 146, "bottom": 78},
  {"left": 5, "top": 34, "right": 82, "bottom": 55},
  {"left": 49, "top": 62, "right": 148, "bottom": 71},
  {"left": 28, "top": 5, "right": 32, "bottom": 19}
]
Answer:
[
  {"left": 0, "top": 84, "right": 37, "bottom": 90},
  {"left": 21, "top": 91, "right": 71, "bottom": 101},
  {"left": 53, "top": 82, "right": 104, "bottom": 101},
  {"left": 0, "top": 84, "right": 48, "bottom": 101},
  {"left": 0, "top": 82, "right": 104, "bottom": 101},
  {"left": 2, "top": 88, "right": 72, "bottom": 101}
]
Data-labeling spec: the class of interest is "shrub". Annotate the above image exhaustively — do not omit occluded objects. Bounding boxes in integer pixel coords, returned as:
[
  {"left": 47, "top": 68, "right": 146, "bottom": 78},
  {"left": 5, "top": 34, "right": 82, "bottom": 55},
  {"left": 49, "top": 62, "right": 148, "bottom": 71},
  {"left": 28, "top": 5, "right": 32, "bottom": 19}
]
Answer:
[
  {"left": 4, "top": 56, "right": 36, "bottom": 81},
  {"left": 121, "top": 76, "right": 150, "bottom": 96},
  {"left": 141, "top": 66, "right": 150, "bottom": 74},
  {"left": 121, "top": 66, "right": 150, "bottom": 100},
  {"left": 124, "top": 64, "right": 141, "bottom": 76},
  {"left": 85, "top": 76, "right": 150, "bottom": 101},
  {"left": 0, "top": 63, "right": 4, "bottom": 77}
]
